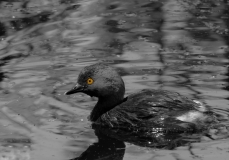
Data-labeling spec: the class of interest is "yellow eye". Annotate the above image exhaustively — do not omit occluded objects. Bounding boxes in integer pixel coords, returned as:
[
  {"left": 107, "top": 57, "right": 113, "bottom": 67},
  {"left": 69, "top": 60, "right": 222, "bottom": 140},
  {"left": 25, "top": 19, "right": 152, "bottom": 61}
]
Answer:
[{"left": 87, "top": 78, "right": 94, "bottom": 85}]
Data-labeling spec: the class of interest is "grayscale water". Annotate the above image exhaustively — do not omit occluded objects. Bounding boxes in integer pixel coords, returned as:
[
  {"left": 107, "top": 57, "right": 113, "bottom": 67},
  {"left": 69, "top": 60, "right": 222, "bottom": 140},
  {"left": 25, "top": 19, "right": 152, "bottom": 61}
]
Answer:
[{"left": 0, "top": 0, "right": 229, "bottom": 159}]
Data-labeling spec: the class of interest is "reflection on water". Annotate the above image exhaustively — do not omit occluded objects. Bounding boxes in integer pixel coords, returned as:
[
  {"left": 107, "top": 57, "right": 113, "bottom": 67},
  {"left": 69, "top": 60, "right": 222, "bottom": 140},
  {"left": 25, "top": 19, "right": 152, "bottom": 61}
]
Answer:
[
  {"left": 71, "top": 128, "right": 126, "bottom": 160},
  {"left": 0, "top": 0, "right": 229, "bottom": 159}
]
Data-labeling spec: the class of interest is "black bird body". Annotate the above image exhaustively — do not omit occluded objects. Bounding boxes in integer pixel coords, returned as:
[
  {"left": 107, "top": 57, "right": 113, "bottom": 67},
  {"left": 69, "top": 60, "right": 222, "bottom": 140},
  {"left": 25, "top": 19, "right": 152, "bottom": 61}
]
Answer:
[{"left": 97, "top": 89, "right": 214, "bottom": 133}]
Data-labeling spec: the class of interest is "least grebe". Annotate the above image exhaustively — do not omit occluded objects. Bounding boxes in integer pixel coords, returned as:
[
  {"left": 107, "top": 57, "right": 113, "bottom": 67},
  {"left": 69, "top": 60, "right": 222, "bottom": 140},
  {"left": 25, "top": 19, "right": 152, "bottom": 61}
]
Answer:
[{"left": 65, "top": 63, "right": 215, "bottom": 133}]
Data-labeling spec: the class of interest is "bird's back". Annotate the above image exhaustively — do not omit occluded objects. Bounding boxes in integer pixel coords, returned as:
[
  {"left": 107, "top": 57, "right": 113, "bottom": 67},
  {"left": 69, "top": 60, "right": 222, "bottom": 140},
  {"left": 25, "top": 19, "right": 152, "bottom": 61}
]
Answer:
[{"left": 97, "top": 89, "right": 215, "bottom": 133}]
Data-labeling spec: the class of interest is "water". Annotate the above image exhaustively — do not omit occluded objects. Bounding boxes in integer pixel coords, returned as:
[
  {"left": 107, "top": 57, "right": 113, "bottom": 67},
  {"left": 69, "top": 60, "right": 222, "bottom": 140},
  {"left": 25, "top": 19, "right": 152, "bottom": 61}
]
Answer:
[{"left": 0, "top": 0, "right": 229, "bottom": 159}]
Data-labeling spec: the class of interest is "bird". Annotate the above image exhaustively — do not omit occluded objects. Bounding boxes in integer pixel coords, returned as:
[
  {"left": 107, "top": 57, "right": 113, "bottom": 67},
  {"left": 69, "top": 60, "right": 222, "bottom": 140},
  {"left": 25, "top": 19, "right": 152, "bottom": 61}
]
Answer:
[{"left": 65, "top": 63, "right": 216, "bottom": 136}]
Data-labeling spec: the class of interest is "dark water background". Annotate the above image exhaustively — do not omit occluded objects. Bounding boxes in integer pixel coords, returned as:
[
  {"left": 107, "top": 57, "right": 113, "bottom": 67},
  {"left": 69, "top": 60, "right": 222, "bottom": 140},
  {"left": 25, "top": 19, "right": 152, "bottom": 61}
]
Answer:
[{"left": 0, "top": 0, "right": 229, "bottom": 159}]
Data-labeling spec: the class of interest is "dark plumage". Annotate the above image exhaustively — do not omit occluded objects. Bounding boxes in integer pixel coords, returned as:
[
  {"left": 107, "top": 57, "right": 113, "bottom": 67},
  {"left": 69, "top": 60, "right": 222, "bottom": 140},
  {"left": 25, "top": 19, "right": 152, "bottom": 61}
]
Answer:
[{"left": 65, "top": 63, "right": 216, "bottom": 135}]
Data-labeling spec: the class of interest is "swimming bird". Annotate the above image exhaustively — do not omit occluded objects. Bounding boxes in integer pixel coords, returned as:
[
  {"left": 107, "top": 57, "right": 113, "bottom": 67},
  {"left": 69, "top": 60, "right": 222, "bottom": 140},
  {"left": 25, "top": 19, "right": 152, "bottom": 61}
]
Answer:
[{"left": 65, "top": 63, "right": 215, "bottom": 134}]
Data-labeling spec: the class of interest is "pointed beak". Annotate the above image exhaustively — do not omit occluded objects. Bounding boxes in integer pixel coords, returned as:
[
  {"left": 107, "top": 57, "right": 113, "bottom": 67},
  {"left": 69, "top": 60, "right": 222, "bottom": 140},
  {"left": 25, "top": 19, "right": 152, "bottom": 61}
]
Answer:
[{"left": 65, "top": 83, "right": 85, "bottom": 95}]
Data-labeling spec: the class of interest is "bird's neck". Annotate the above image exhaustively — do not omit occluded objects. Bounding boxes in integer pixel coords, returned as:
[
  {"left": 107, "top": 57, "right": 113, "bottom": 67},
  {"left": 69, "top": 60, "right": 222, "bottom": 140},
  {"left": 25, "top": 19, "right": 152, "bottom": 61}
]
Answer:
[{"left": 90, "top": 94, "right": 124, "bottom": 122}]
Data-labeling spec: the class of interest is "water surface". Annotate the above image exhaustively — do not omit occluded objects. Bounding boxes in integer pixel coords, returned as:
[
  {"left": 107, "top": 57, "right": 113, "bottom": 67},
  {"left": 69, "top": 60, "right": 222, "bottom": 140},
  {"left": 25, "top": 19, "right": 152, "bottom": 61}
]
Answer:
[{"left": 0, "top": 0, "right": 229, "bottom": 159}]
